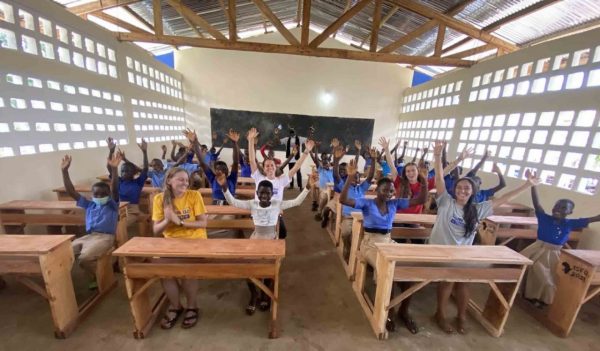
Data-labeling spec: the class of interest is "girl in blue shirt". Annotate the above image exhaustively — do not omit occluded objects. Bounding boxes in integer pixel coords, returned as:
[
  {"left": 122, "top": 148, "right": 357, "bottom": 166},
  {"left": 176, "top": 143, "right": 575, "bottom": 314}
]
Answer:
[
  {"left": 340, "top": 155, "right": 427, "bottom": 335},
  {"left": 521, "top": 171, "right": 600, "bottom": 307}
]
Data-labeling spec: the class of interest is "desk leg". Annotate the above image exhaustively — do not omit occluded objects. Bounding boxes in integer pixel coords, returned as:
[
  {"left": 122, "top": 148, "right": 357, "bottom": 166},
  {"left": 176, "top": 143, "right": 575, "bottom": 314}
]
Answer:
[
  {"left": 546, "top": 255, "right": 594, "bottom": 337},
  {"left": 269, "top": 258, "right": 282, "bottom": 339},
  {"left": 371, "top": 255, "right": 394, "bottom": 340},
  {"left": 39, "top": 241, "right": 79, "bottom": 338},
  {"left": 347, "top": 219, "right": 363, "bottom": 281}
]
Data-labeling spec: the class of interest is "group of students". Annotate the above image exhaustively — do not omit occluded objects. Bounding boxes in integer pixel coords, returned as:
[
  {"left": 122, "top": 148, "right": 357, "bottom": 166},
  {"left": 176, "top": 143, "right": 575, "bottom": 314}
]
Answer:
[{"left": 59, "top": 126, "right": 599, "bottom": 334}]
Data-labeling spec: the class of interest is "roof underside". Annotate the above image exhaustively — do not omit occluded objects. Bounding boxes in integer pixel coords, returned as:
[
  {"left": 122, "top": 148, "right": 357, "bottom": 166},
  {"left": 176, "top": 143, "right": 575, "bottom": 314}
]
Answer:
[{"left": 55, "top": 0, "right": 600, "bottom": 76}]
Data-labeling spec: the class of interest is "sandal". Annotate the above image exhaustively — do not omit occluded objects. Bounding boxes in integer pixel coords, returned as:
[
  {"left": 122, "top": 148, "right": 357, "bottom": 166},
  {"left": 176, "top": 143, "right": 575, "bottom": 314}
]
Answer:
[
  {"left": 258, "top": 299, "right": 271, "bottom": 312},
  {"left": 160, "top": 307, "right": 184, "bottom": 329},
  {"left": 399, "top": 313, "right": 419, "bottom": 334},
  {"left": 181, "top": 308, "right": 200, "bottom": 329},
  {"left": 385, "top": 317, "right": 396, "bottom": 332},
  {"left": 246, "top": 304, "right": 256, "bottom": 316}
]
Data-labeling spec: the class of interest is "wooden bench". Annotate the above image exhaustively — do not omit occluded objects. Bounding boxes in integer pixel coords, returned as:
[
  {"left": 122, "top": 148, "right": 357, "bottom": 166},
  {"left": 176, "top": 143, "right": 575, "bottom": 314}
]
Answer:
[
  {"left": 113, "top": 237, "right": 285, "bottom": 339},
  {"left": 0, "top": 234, "right": 118, "bottom": 338},
  {"left": 353, "top": 244, "right": 532, "bottom": 339},
  {"left": 344, "top": 212, "right": 436, "bottom": 281},
  {"left": 198, "top": 188, "right": 256, "bottom": 204},
  {"left": 479, "top": 216, "right": 581, "bottom": 247},
  {"left": 518, "top": 249, "right": 600, "bottom": 337},
  {"left": 495, "top": 202, "right": 534, "bottom": 217},
  {"left": 97, "top": 174, "right": 152, "bottom": 186}
]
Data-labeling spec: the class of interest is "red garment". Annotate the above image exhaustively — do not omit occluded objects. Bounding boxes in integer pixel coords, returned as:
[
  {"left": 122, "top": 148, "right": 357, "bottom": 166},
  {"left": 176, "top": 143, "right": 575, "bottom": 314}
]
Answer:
[
  {"left": 394, "top": 177, "right": 435, "bottom": 214},
  {"left": 260, "top": 144, "right": 282, "bottom": 165}
]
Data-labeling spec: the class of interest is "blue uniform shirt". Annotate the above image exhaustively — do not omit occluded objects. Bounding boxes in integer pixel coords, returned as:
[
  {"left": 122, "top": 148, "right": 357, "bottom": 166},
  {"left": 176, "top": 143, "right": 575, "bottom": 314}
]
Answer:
[
  {"left": 240, "top": 160, "right": 252, "bottom": 177},
  {"left": 205, "top": 168, "right": 237, "bottom": 201},
  {"left": 353, "top": 198, "right": 410, "bottom": 230},
  {"left": 76, "top": 197, "right": 119, "bottom": 234},
  {"left": 342, "top": 181, "right": 372, "bottom": 217},
  {"left": 318, "top": 167, "right": 334, "bottom": 189},
  {"left": 536, "top": 210, "right": 589, "bottom": 245},
  {"left": 119, "top": 170, "right": 148, "bottom": 204},
  {"left": 381, "top": 161, "right": 391, "bottom": 177},
  {"left": 475, "top": 188, "right": 495, "bottom": 203},
  {"left": 149, "top": 170, "right": 166, "bottom": 188}
]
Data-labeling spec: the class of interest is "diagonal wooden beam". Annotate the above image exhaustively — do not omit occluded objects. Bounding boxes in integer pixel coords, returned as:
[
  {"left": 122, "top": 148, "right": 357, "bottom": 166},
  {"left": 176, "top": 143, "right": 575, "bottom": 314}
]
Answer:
[
  {"left": 152, "top": 0, "right": 162, "bottom": 36},
  {"left": 179, "top": 11, "right": 206, "bottom": 38},
  {"left": 301, "top": 0, "right": 311, "bottom": 46},
  {"left": 360, "top": 5, "right": 399, "bottom": 47},
  {"left": 441, "top": 0, "right": 561, "bottom": 55},
  {"left": 334, "top": 0, "right": 352, "bottom": 38},
  {"left": 68, "top": 0, "right": 140, "bottom": 16},
  {"left": 123, "top": 6, "right": 154, "bottom": 32},
  {"left": 166, "top": 0, "right": 227, "bottom": 40},
  {"left": 229, "top": 0, "right": 237, "bottom": 41},
  {"left": 116, "top": 32, "right": 475, "bottom": 67},
  {"left": 310, "top": 0, "right": 371, "bottom": 48},
  {"left": 379, "top": 0, "right": 472, "bottom": 54},
  {"left": 91, "top": 11, "right": 147, "bottom": 34},
  {"left": 369, "top": 0, "right": 383, "bottom": 52},
  {"left": 445, "top": 43, "right": 496, "bottom": 59},
  {"left": 387, "top": 0, "right": 518, "bottom": 52},
  {"left": 251, "top": 0, "right": 299, "bottom": 46},
  {"left": 433, "top": 24, "right": 445, "bottom": 56}
]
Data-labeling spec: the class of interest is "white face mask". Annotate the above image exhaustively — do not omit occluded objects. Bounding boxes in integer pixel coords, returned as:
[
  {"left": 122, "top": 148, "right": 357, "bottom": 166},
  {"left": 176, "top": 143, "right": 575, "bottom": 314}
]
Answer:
[{"left": 92, "top": 196, "right": 110, "bottom": 206}]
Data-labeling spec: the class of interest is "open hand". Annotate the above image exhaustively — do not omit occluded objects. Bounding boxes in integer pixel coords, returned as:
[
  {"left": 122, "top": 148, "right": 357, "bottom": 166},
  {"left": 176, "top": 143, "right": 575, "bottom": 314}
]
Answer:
[
  {"left": 138, "top": 139, "right": 147, "bottom": 151},
  {"left": 183, "top": 128, "right": 197, "bottom": 143},
  {"left": 60, "top": 155, "right": 72, "bottom": 170},
  {"left": 161, "top": 145, "right": 167, "bottom": 152},
  {"left": 107, "top": 152, "right": 122, "bottom": 168},
  {"left": 460, "top": 146, "right": 474, "bottom": 160},
  {"left": 331, "top": 138, "right": 339, "bottom": 148},
  {"left": 333, "top": 145, "right": 345, "bottom": 159},
  {"left": 354, "top": 140, "right": 362, "bottom": 150},
  {"left": 304, "top": 140, "right": 315, "bottom": 152},
  {"left": 492, "top": 162, "right": 501, "bottom": 174},
  {"left": 433, "top": 140, "right": 444, "bottom": 156},
  {"left": 347, "top": 159, "right": 358, "bottom": 176},
  {"left": 378, "top": 137, "right": 390, "bottom": 150},
  {"left": 107, "top": 137, "right": 116, "bottom": 151},
  {"left": 247, "top": 127, "right": 259, "bottom": 140},
  {"left": 226, "top": 128, "right": 240, "bottom": 143},
  {"left": 525, "top": 169, "right": 541, "bottom": 186}
]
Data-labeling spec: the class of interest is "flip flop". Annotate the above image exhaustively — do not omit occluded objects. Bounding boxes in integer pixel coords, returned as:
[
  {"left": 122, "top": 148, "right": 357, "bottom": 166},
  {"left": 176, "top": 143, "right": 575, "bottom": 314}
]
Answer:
[
  {"left": 181, "top": 308, "right": 200, "bottom": 329},
  {"left": 246, "top": 304, "right": 256, "bottom": 316},
  {"left": 400, "top": 314, "right": 419, "bottom": 334},
  {"left": 160, "top": 307, "right": 184, "bottom": 329}
]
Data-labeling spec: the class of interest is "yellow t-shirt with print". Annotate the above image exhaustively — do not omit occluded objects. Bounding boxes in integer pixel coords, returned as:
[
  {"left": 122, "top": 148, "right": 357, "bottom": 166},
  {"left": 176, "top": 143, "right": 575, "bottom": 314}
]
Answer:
[{"left": 152, "top": 190, "right": 207, "bottom": 239}]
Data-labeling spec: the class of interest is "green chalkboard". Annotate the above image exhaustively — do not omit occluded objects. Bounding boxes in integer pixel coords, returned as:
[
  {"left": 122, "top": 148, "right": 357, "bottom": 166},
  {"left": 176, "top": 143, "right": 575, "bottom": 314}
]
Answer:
[{"left": 210, "top": 108, "right": 374, "bottom": 153}]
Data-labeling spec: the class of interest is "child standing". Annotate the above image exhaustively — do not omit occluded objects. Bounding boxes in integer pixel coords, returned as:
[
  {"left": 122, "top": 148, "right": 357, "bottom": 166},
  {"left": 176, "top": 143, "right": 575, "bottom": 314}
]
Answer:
[
  {"left": 152, "top": 167, "right": 208, "bottom": 329},
  {"left": 429, "top": 140, "right": 539, "bottom": 334},
  {"left": 218, "top": 172, "right": 317, "bottom": 314},
  {"left": 521, "top": 171, "right": 600, "bottom": 307},
  {"left": 61, "top": 153, "right": 122, "bottom": 289}
]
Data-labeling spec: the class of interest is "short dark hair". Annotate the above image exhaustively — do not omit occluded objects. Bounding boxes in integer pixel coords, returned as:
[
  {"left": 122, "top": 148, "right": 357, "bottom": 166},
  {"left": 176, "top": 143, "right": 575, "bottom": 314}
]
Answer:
[
  {"left": 257, "top": 180, "right": 273, "bottom": 191},
  {"left": 92, "top": 181, "right": 111, "bottom": 193},
  {"left": 376, "top": 177, "right": 393, "bottom": 188},
  {"left": 556, "top": 198, "right": 575, "bottom": 209},
  {"left": 214, "top": 160, "right": 227, "bottom": 169},
  {"left": 339, "top": 162, "right": 348, "bottom": 167}
]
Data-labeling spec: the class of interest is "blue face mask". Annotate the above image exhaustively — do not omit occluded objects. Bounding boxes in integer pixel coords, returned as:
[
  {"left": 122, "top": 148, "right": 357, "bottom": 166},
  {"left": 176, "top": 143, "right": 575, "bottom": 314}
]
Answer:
[{"left": 92, "top": 196, "right": 110, "bottom": 206}]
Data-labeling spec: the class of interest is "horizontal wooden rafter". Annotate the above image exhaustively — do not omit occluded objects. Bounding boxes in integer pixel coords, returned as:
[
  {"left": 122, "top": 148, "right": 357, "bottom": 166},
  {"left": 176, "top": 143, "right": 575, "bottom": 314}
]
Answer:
[
  {"left": 445, "top": 43, "right": 496, "bottom": 59},
  {"left": 68, "top": 0, "right": 141, "bottom": 16},
  {"left": 387, "top": 0, "right": 518, "bottom": 52},
  {"left": 116, "top": 32, "right": 474, "bottom": 67},
  {"left": 166, "top": 0, "right": 228, "bottom": 40}
]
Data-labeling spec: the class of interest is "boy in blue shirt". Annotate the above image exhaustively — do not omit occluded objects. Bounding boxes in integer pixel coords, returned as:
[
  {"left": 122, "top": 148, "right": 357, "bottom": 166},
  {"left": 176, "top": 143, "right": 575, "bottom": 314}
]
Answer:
[
  {"left": 472, "top": 162, "right": 506, "bottom": 202},
  {"left": 61, "top": 153, "right": 121, "bottom": 289},
  {"left": 521, "top": 169, "right": 600, "bottom": 307},
  {"left": 310, "top": 146, "right": 334, "bottom": 220}
]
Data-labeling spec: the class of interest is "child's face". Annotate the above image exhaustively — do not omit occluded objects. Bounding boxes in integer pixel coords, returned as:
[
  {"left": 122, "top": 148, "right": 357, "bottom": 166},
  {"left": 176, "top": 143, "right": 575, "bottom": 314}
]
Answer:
[
  {"left": 376, "top": 182, "right": 395, "bottom": 201},
  {"left": 322, "top": 159, "right": 331, "bottom": 170},
  {"left": 92, "top": 185, "right": 110, "bottom": 198},
  {"left": 121, "top": 163, "right": 136, "bottom": 180},
  {"left": 338, "top": 164, "right": 348, "bottom": 179},
  {"left": 256, "top": 186, "right": 273, "bottom": 207},
  {"left": 552, "top": 200, "right": 574, "bottom": 219},
  {"left": 190, "top": 172, "right": 203, "bottom": 189},
  {"left": 214, "top": 162, "right": 229, "bottom": 176},
  {"left": 210, "top": 147, "right": 216, "bottom": 154},
  {"left": 167, "top": 171, "right": 189, "bottom": 193},
  {"left": 150, "top": 159, "right": 164, "bottom": 172}
]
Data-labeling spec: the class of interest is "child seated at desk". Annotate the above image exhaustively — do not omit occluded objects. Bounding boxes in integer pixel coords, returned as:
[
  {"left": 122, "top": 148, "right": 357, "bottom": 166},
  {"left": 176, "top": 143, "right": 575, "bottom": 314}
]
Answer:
[
  {"left": 310, "top": 145, "right": 334, "bottom": 220},
  {"left": 521, "top": 172, "right": 600, "bottom": 307},
  {"left": 218, "top": 172, "right": 316, "bottom": 314},
  {"left": 61, "top": 153, "right": 121, "bottom": 290},
  {"left": 429, "top": 141, "right": 539, "bottom": 335},
  {"left": 340, "top": 152, "right": 427, "bottom": 334},
  {"left": 152, "top": 167, "right": 208, "bottom": 330}
]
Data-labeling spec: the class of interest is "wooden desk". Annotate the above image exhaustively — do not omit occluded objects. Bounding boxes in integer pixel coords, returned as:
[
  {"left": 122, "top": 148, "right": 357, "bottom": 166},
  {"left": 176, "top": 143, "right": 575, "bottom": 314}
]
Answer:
[
  {"left": 97, "top": 174, "right": 152, "bottom": 186},
  {"left": 495, "top": 203, "right": 534, "bottom": 217},
  {"left": 0, "top": 200, "right": 128, "bottom": 247},
  {"left": 345, "top": 212, "right": 436, "bottom": 280},
  {"left": 113, "top": 237, "right": 285, "bottom": 339},
  {"left": 198, "top": 188, "right": 255, "bottom": 203},
  {"left": 353, "top": 244, "right": 531, "bottom": 339},
  {"left": 479, "top": 216, "right": 580, "bottom": 247},
  {"left": 519, "top": 249, "right": 600, "bottom": 337},
  {"left": 53, "top": 184, "right": 159, "bottom": 214}
]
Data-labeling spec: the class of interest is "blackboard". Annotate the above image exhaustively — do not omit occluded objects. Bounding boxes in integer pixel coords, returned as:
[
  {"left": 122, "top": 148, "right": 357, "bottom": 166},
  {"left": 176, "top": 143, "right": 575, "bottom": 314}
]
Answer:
[{"left": 210, "top": 108, "right": 374, "bottom": 153}]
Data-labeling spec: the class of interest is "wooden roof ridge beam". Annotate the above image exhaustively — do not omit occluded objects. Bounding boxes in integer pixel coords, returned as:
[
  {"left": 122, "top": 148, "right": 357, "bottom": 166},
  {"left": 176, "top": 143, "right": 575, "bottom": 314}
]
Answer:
[
  {"left": 387, "top": 0, "right": 518, "bottom": 52},
  {"left": 360, "top": 5, "right": 399, "bottom": 47},
  {"left": 301, "top": 0, "right": 311, "bottom": 46},
  {"left": 441, "top": 0, "right": 561, "bottom": 55},
  {"left": 444, "top": 43, "right": 496, "bottom": 59},
  {"left": 91, "top": 11, "right": 148, "bottom": 34},
  {"left": 68, "top": 0, "right": 141, "bottom": 16},
  {"left": 229, "top": 0, "right": 237, "bottom": 41},
  {"left": 166, "top": 0, "right": 227, "bottom": 40},
  {"left": 369, "top": 0, "right": 383, "bottom": 52},
  {"left": 116, "top": 32, "right": 474, "bottom": 67},
  {"left": 123, "top": 6, "right": 155, "bottom": 33},
  {"left": 152, "top": 0, "right": 162, "bottom": 36},
  {"left": 251, "top": 0, "right": 299, "bottom": 45},
  {"left": 378, "top": 0, "right": 474, "bottom": 54},
  {"left": 433, "top": 24, "right": 445, "bottom": 56},
  {"left": 309, "top": 0, "right": 371, "bottom": 48}
]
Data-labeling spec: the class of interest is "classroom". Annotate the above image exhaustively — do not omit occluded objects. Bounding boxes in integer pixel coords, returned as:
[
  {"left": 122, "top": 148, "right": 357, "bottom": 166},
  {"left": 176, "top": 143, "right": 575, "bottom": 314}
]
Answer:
[{"left": 1, "top": 0, "right": 599, "bottom": 350}]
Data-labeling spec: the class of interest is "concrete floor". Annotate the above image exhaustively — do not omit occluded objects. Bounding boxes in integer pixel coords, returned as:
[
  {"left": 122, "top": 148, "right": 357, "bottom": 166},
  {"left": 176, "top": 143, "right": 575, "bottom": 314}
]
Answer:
[{"left": 1, "top": 196, "right": 600, "bottom": 351}]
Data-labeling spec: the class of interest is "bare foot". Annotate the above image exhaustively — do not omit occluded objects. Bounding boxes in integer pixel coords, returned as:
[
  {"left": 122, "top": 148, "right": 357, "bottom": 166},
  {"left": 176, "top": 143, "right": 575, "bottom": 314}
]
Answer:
[
  {"left": 456, "top": 317, "right": 467, "bottom": 335},
  {"left": 434, "top": 313, "right": 454, "bottom": 334},
  {"left": 399, "top": 312, "right": 419, "bottom": 334}
]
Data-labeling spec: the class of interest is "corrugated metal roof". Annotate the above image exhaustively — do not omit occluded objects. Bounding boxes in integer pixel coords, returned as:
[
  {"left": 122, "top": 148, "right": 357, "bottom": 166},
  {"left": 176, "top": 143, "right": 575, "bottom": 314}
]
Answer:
[{"left": 53, "top": 0, "right": 600, "bottom": 75}]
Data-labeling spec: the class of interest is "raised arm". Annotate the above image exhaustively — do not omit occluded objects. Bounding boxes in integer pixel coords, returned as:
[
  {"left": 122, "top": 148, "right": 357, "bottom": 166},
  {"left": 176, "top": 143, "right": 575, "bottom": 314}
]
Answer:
[
  {"left": 398, "top": 141, "right": 408, "bottom": 164},
  {"left": 217, "top": 173, "right": 252, "bottom": 209},
  {"left": 390, "top": 141, "right": 399, "bottom": 155},
  {"left": 441, "top": 141, "right": 448, "bottom": 167},
  {"left": 120, "top": 150, "right": 142, "bottom": 173},
  {"left": 60, "top": 155, "right": 81, "bottom": 201},
  {"left": 138, "top": 139, "right": 148, "bottom": 174},
  {"left": 281, "top": 173, "right": 315, "bottom": 209},
  {"left": 489, "top": 162, "right": 507, "bottom": 193},
  {"left": 466, "top": 149, "right": 490, "bottom": 177},
  {"left": 309, "top": 143, "right": 321, "bottom": 168},
  {"left": 247, "top": 128, "right": 259, "bottom": 173},
  {"left": 364, "top": 147, "right": 377, "bottom": 183},
  {"left": 170, "top": 140, "right": 178, "bottom": 161},
  {"left": 173, "top": 147, "right": 190, "bottom": 166},
  {"left": 259, "top": 143, "right": 269, "bottom": 161},
  {"left": 411, "top": 147, "right": 419, "bottom": 163},
  {"left": 332, "top": 145, "right": 345, "bottom": 183},
  {"left": 279, "top": 145, "right": 297, "bottom": 171},
  {"left": 107, "top": 153, "right": 122, "bottom": 200},
  {"left": 443, "top": 146, "right": 474, "bottom": 176},
  {"left": 227, "top": 129, "right": 240, "bottom": 175},
  {"left": 407, "top": 175, "right": 428, "bottom": 207},
  {"left": 184, "top": 129, "right": 211, "bottom": 173},
  {"left": 340, "top": 159, "right": 359, "bottom": 208},
  {"left": 433, "top": 141, "right": 446, "bottom": 195},
  {"left": 161, "top": 144, "right": 167, "bottom": 160},
  {"left": 491, "top": 170, "right": 539, "bottom": 208},
  {"left": 289, "top": 140, "right": 315, "bottom": 178},
  {"left": 527, "top": 169, "right": 544, "bottom": 213},
  {"left": 106, "top": 137, "right": 116, "bottom": 176},
  {"left": 354, "top": 140, "right": 362, "bottom": 165},
  {"left": 379, "top": 137, "right": 398, "bottom": 180}
]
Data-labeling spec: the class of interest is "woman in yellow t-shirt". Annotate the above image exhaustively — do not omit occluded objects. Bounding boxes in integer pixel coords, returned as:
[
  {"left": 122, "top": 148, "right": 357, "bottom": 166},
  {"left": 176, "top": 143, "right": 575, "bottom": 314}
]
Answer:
[{"left": 152, "top": 167, "right": 207, "bottom": 329}]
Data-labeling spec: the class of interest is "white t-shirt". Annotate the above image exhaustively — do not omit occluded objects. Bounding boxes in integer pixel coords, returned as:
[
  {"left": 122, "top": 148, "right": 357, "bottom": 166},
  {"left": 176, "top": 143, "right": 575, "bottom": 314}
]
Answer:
[
  {"left": 224, "top": 188, "right": 309, "bottom": 226},
  {"left": 429, "top": 192, "right": 493, "bottom": 246},
  {"left": 279, "top": 136, "right": 307, "bottom": 163},
  {"left": 251, "top": 169, "right": 291, "bottom": 202}
]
